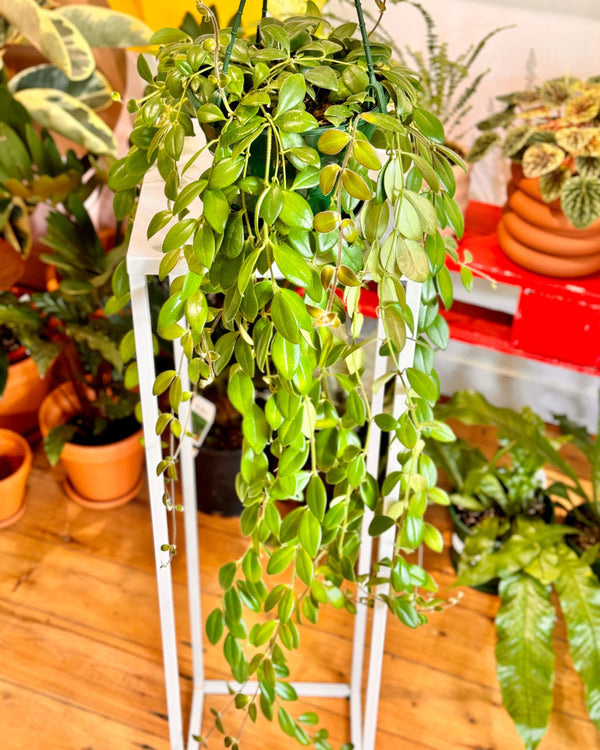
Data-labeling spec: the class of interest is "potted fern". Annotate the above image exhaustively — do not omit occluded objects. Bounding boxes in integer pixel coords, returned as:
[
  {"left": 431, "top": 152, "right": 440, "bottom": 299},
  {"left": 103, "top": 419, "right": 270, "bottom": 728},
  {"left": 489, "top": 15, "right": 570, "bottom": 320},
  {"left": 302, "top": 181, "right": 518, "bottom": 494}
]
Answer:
[
  {"left": 434, "top": 390, "right": 600, "bottom": 750},
  {"left": 110, "top": 0, "right": 467, "bottom": 744}
]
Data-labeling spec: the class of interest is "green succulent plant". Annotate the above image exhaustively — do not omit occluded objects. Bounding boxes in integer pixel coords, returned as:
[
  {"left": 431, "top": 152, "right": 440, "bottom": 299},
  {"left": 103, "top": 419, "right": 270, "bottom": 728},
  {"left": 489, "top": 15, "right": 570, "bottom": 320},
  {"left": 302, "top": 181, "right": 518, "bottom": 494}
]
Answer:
[{"left": 468, "top": 75, "right": 600, "bottom": 228}]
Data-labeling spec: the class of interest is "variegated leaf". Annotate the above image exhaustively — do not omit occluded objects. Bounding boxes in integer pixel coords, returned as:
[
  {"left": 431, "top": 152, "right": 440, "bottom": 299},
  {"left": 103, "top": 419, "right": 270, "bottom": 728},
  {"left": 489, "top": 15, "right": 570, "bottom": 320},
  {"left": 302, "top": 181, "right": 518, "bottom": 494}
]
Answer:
[
  {"left": 561, "top": 175, "right": 600, "bottom": 228},
  {"left": 540, "top": 78, "right": 572, "bottom": 107},
  {"left": 0, "top": 0, "right": 95, "bottom": 80},
  {"left": 14, "top": 89, "right": 117, "bottom": 155},
  {"left": 395, "top": 236, "right": 429, "bottom": 282},
  {"left": 466, "top": 130, "right": 501, "bottom": 164},
  {"left": 575, "top": 155, "right": 600, "bottom": 178},
  {"left": 555, "top": 127, "right": 595, "bottom": 156},
  {"left": 539, "top": 166, "right": 569, "bottom": 203},
  {"left": 502, "top": 125, "right": 535, "bottom": 158},
  {"left": 9, "top": 65, "right": 113, "bottom": 112},
  {"left": 522, "top": 143, "right": 565, "bottom": 178},
  {"left": 565, "top": 91, "right": 600, "bottom": 124},
  {"left": 56, "top": 5, "right": 152, "bottom": 48}
]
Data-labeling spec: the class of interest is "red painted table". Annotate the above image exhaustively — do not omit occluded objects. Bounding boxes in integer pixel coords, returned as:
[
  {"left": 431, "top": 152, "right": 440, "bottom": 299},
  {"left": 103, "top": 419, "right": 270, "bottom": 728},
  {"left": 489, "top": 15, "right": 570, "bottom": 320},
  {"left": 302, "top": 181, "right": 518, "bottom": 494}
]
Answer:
[{"left": 441, "top": 202, "right": 600, "bottom": 375}]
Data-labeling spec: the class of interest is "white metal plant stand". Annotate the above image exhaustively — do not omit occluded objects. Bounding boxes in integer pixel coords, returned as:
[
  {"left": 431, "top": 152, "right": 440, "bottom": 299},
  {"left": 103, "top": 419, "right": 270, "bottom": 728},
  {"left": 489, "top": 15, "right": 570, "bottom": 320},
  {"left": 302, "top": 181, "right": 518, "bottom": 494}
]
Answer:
[{"left": 127, "top": 137, "right": 422, "bottom": 750}]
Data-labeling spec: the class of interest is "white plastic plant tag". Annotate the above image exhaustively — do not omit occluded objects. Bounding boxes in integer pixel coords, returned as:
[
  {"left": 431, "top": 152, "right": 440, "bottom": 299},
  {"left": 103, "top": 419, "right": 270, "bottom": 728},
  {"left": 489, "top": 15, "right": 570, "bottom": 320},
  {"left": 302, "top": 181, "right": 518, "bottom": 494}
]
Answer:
[{"left": 190, "top": 394, "right": 216, "bottom": 454}]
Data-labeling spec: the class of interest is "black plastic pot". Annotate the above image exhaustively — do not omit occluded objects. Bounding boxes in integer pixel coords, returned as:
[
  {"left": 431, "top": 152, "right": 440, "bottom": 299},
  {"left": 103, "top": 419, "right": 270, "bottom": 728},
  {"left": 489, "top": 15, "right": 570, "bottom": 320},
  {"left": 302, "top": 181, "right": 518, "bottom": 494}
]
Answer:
[
  {"left": 195, "top": 446, "right": 243, "bottom": 517},
  {"left": 564, "top": 503, "right": 600, "bottom": 579},
  {"left": 449, "top": 496, "right": 554, "bottom": 596}
]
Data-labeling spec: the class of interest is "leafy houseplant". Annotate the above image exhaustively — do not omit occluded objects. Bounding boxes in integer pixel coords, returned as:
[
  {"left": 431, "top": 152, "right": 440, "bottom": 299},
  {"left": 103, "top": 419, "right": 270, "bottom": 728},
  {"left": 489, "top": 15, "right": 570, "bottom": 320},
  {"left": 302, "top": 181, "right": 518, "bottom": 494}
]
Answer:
[
  {"left": 426, "top": 399, "right": 555, "bottom": 592},
  {"left": 0, "top": 198, "right": 141, "bottom": 504},
  {"left": 0, "top": 85, "right": 91, "bottom": 262},
  {"left": 456, "top": 518, "right": 600, "bottom": 750},
  {"left": 467, "top": 75, "right": 600, "bottom": 276},
  {"left": 435, "top": 391, "right": 600, "bottom": 750},
  {"left": 0, "top": 0, "right": 152, "bottom": 156},
  {"left": 110, "top": 1, "right": 468, "bottom": 745}
]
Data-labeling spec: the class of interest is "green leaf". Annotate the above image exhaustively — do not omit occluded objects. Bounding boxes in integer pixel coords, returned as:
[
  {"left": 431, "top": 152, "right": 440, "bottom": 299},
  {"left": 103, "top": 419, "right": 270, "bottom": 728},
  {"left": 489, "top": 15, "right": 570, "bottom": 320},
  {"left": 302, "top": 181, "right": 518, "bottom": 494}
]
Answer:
[
  {"left": 228, "top": 367, "right": 254, "bottom": 416},
  {"left": 276, "top": 109, "right": 319, "bottom": 133},
  {"left": 317, "top": 129, "right": 351, "bottom": 155},
  {"left": 496, "top": 574, "right": 555, "bottom": 750},
  {"left": 242, "top": 404, "right": 270, "bottom": 452},
  {"left": 341, "top": 169, "right": 372, "bottom": 201},
  {"left": 43, "top": 423, "right": 76, "bottom": 466},
  {"left": 412, "top": 108, "right": 444, "bottom": 143},
  {"left": 273, "top": 243, "right": 312, "bottom": 287},
  {"left": 267, "top": 545, "right": 296, "bottom": 575},
  {"left": 561, "top": 176, "right": 600, "bottom": 229},
  {"left": 219, "top": 561, "right": 237, "bottom": 590},
  {"left": 299, "top": 511, "right": 322, "bottom": 557},
  {"left": 276, "top": 74, "right": 306, "bottom": 115},
  {"left": 206, "top": 608, "right": 224, "bottom": 645},
  {"left": 271, "top": 333, "right": 300, "bottom": 379},
  {"left": 208, "top": 156, "right": 245, "bottom": 191},
  {"left": 278, "top": 707, "right": 297, "bottom": 738},
  {"left": 271, "top": 290, "right": 300, "bottom": 344},
  {"left": 305, "top": 66, "right": 339, "bottom": 91},
  {"left": 279, "top": 191, "right": 314, "bottom": 230},
  {"left": 203, "top": 189, "right": 229, "bottom": 234},
  {"left": 554, "top": 545, "right": 600, "bottom": 730}
]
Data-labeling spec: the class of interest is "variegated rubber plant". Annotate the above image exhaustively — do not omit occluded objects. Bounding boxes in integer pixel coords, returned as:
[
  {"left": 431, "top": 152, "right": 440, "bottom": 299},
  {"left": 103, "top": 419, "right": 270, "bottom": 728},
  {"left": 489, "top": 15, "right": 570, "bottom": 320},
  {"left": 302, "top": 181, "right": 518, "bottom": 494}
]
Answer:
[
  {"left": 109, "top": 1, "right": 468, "bottom": 746},
  {"left": 468, "top": 75, "right": 600, "bottom": 229},
  {"left": 0, "top": 0, "right": 152, "bottom": 156}
]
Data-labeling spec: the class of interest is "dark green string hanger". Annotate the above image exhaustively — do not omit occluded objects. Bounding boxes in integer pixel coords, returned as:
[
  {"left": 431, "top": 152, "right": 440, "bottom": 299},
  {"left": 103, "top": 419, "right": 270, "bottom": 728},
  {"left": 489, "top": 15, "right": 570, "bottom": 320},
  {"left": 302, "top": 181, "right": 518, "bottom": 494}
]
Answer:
[{"left": 222, "top": 0, "right": 387, "bottom": 114}]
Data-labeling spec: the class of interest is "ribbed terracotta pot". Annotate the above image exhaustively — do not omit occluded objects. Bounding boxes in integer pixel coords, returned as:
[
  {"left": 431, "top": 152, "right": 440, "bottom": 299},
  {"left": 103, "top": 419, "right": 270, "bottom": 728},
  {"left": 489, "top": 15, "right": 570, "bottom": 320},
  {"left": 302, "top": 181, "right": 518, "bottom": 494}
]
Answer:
[
  {"left": 0, "top": 353, "right": 51, "bottom": 435},
  {"left": 39, "top": 382, "right": 145, "bottom": 509},
  {"left": 0, "top": 428, "right": 32, "bottom": 528},
  {"left": 498, "top": 164, "right": 600, "bottom": 277}
]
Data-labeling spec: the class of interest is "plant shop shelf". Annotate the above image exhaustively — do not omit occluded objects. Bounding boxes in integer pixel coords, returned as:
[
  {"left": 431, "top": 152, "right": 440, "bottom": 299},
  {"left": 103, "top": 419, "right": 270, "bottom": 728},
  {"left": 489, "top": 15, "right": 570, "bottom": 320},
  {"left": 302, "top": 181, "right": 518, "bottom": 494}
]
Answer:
[
  {"left": 358, "top": 202, "right": 600, "bottom": 375},
  {"left": 447, "top": 202, "right": 600, "bottom": 374}
]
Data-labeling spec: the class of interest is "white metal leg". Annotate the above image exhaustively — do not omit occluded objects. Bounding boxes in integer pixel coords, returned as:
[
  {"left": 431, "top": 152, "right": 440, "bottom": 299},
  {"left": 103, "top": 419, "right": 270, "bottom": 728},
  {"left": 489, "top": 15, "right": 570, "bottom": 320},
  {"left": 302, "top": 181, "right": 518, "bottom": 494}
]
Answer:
[
  {"left": 362, "top": 283, "right": 422, "bottom": 750},
  {"left": 171, "top": 313, "right": 204, "bottom": 750},
  {"left": 129, "top": 271, "right": 185, "bottom": 750}
]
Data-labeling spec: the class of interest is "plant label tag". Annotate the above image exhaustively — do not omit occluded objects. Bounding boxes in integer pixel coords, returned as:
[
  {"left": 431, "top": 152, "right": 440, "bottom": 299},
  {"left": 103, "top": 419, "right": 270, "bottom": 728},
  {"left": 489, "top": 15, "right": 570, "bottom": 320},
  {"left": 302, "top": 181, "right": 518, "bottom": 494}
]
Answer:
[{"left": 190, "top": 394, "right": 216, "bottom": 454}]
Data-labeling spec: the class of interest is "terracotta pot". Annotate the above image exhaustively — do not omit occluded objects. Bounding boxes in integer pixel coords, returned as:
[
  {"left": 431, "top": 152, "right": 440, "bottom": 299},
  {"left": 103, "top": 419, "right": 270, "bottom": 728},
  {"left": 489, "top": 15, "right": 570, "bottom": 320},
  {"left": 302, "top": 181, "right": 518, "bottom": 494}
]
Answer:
[
  {"left": 0, "top": 428, "right": 32, "bottom": 528},
  {"left": 498, "top": 164, "right": 600, "bottom": 277},
  {"left": 0, "top": 355, "right": 52, "bottom": 436},
  {"left": 39, "top": 382, "right": 145, "bottom": 509}
]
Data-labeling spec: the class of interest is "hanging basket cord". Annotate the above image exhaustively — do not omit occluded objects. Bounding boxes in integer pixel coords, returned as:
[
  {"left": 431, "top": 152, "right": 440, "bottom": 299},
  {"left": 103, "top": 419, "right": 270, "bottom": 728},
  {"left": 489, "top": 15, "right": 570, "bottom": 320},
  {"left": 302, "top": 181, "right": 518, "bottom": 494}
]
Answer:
[{"left": 221, "top": 0, "right": 387, "bottom": 114}]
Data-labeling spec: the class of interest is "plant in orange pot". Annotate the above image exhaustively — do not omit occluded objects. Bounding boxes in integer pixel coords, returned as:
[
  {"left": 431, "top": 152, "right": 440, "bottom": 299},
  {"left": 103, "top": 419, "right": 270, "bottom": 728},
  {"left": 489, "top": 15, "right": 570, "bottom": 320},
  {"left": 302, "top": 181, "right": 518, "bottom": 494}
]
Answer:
[
  {"left": 0, "top": 428, "right": 33, "bottom": 527},
  {"left": 468, "top": 75, "right": 600, "bottom": 278},
  {"left": 1, "top": 199, "right": 144, "bottom": 508}
]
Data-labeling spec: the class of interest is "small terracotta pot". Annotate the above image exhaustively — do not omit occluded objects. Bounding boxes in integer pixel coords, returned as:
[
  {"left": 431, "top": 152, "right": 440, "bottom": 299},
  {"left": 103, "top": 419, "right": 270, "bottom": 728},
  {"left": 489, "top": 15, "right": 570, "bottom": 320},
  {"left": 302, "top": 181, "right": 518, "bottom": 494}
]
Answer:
[
  {"left": 0, "top": 428, "right": 32, "bottom": 528},
  {"left": 0, "top": 355, "right": 52, "bottom": 436},
  {"left": 39, "top": 382, "right": 145, "bottom": 509},
  {"left": 497, "top": 164, "right": 600, "bottom": 277}
]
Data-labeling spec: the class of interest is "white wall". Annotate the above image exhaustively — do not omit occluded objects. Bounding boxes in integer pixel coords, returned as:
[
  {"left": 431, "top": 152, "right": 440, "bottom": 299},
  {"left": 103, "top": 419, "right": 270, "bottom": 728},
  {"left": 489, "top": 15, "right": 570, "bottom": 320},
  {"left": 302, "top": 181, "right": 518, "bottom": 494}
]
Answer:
[{"left": 327, "top": 0, "right": 600, "bottom": 204}]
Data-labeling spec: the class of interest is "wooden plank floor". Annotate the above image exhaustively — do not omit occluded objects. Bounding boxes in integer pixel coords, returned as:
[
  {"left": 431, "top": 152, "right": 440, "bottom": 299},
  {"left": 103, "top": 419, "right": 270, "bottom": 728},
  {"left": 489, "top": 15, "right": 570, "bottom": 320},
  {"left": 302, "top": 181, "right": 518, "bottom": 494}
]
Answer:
[{"left": 1, "top": 434, "right": 599, "bottom": 750}]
